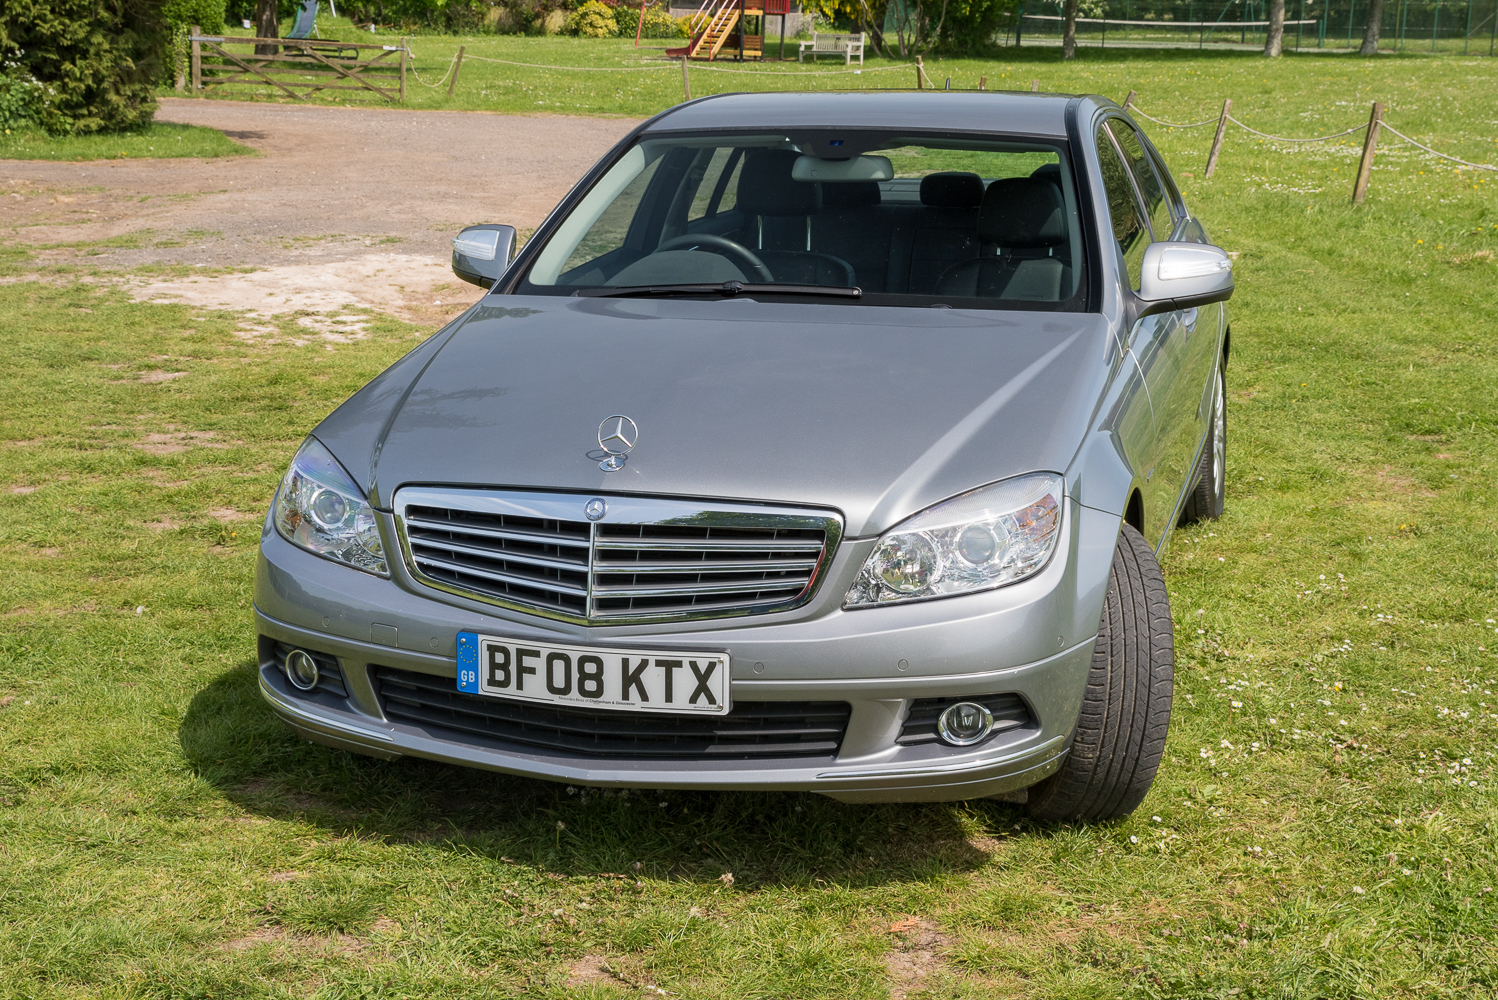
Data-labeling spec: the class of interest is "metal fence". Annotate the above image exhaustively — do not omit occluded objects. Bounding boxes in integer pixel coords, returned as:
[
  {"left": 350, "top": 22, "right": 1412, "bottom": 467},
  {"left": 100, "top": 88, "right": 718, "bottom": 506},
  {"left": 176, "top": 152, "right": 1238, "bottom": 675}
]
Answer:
[{"left": 1011, "top": 0, "right": 1498, "bottom": 53}]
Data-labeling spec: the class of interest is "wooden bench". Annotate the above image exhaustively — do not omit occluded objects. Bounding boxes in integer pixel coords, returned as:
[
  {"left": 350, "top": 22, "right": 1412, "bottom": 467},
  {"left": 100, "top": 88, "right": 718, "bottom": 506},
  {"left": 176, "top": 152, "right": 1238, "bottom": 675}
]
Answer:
[{"left": 797, "top": 31, "right": 864, "bottom": 65}]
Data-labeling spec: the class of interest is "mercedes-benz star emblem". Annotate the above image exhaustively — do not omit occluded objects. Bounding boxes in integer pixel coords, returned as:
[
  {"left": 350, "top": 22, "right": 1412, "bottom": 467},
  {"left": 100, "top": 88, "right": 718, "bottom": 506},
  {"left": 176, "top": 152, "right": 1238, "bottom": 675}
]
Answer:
[
  {"left": 584, "top": 497, "right": 607, "bottom": 521},
  {"left": 597, "top": 414, "right": 638, "bottom": 472}
]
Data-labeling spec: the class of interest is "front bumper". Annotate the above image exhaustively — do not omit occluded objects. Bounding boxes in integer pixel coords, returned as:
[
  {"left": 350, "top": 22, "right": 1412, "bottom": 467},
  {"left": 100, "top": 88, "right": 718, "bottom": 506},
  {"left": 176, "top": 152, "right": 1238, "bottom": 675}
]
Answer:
[{"left": 254, "top": 496, "right": 1122, "bottom": 803}]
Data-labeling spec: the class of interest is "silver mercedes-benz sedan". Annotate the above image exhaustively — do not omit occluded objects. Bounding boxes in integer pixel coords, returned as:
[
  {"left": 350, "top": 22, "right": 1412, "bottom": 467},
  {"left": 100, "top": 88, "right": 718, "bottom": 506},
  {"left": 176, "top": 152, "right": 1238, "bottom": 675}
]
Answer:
[{"left": 255, "top": 91, "right": 1232, "bottom": 820}]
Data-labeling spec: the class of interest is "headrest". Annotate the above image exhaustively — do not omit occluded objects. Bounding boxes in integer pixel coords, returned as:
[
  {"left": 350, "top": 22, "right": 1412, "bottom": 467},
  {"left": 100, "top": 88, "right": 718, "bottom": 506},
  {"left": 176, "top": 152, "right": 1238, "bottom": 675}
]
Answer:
[
  {"left": 737, "top": 148, "right": 821, "bottom": 217},
  {"left": 1030, "top": 163, "right": 1063, "bottom": 190},
  {"left": 919, "top": 171, "right": 984, "bottom": 208},
  {"left": 979, "top": 176, "right": 1067, "bottom": 248},
  {"left": 821, "top": 181, "right": 881, "bottom": 208}
]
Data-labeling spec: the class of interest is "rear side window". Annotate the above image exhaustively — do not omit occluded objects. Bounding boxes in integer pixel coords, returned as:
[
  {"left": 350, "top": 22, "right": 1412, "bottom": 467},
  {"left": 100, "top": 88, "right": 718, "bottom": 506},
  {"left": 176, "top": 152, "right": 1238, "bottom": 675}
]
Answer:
[
  {"left": 1096, "top": 128, "right": 1149, "bottom": 291},
  {"left": 1105, "top": 121, "right": 1174, "bottom": 243}
]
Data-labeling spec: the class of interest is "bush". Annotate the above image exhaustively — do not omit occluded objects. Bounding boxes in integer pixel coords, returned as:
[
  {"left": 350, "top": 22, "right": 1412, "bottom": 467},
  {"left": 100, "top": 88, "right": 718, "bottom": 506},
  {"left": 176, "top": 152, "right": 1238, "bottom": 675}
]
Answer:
[
  {"left": 163, "top": 0, "right": 228, "bottom": 31},
  {"left": 615, "top": 3, "right": 690, "bottom": 38},
  {"left": 0, "top": 71, "right": 44, "bottom": 130},
  {"left": 937, "top": 0, "right": 1019, "bottom": 52},
  {"left": 568, "top": 0, "right": 619, "bottom": 36},
  {"left": 0, "top": 0, "right": 165, "bottom": 135}
]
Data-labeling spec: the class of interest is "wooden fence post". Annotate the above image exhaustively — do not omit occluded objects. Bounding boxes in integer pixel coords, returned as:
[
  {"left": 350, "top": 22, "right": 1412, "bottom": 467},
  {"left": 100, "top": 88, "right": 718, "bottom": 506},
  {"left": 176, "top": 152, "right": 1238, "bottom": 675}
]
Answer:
[
  {"left": 1205, "top": 98, "right": 1232, "bottom": 178},
  {"left": 191, "top": 26, "right": 202, "bottom": 92},
  {"left": 682, "top": 57, "right": 691, "bottom": 100},
  {"left": 399, "top": 39, "right": 407, "bottom": 102},
  {"left": 1122, "top": 88, "right": 1136, "bottom": 109},
  {"left": 915, "top": 55, "right": 924, "bottom": 89},
  {"left": 1352, "top": 101, "right": 1384, "bottom": 204},
  {"left": 448, "top": 45, "right": 465, "bottom": 97}
]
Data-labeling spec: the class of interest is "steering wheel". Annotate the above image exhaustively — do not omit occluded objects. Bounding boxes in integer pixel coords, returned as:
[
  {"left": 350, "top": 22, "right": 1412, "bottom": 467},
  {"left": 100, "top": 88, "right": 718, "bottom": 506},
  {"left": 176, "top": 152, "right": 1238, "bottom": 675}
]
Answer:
[{"left": 655, "top": 234, "right": 775, "bottom": 283}]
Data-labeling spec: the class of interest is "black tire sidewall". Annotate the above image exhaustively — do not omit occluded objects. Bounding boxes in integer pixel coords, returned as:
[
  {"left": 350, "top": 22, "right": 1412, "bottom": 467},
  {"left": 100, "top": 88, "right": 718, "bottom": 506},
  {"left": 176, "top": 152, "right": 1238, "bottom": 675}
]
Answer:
[{"left": 1025, "top": 523, "right": 1175, "bottom": 822}]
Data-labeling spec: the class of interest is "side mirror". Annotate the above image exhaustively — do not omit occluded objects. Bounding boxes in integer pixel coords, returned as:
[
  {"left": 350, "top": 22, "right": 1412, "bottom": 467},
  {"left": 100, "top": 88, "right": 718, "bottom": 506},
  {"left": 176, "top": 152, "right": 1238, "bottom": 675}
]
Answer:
[
  {"left": 1133, "top": 242, "right": 1234, "bottom": 321},
  {"left": 452, "top": 224, "right": 517, "bottom": 289}
]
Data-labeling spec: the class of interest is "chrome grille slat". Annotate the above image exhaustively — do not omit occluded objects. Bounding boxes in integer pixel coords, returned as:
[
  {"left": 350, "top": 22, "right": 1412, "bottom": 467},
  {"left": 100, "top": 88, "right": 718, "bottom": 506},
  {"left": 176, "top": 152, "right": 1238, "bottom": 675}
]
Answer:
[
  {"left": 591, "top": 579, "right": 811, "bottom": 598},
  {"left": 594, "top": 538, "right": 825, "bottom": 552},
  {"left": 413, "top": 554, "right": 590, "bottom": 597},
  {"left": 409, "top": 536, "right": 590, "bottom": 574},
  {"left": 395, "top": 489, "right": 841, "bottom": 625},
  {"left": 593, "top": 558, "right": 821, "bottom": 574},
  {"left": 405, "top": 517, "right": 592, "bottom": 554}
]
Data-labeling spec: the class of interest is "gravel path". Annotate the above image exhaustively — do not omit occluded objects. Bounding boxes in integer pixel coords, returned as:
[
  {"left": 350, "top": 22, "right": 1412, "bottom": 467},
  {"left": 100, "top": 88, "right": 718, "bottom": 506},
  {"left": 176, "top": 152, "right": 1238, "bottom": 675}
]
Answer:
[{"left": 0, "top": 100, "right": 639, "bottom": 324}]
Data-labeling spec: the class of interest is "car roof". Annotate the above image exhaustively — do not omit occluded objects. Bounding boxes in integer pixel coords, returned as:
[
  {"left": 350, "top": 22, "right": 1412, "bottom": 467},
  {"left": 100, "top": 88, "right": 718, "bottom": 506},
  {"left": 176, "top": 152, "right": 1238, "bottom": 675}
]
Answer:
[{"left": 643, "top": 91, "right": 1097, "bottom": 139}]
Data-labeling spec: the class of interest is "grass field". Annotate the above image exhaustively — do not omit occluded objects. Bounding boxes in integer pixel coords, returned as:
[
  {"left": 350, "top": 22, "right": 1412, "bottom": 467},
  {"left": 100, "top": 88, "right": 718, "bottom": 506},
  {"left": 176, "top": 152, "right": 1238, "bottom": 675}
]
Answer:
[
  {"left": 0, "top": 122, "right": 252, "bottom": 162},
  {"left": 3, "top": 41, "right": 1498, "bottom": 999}
]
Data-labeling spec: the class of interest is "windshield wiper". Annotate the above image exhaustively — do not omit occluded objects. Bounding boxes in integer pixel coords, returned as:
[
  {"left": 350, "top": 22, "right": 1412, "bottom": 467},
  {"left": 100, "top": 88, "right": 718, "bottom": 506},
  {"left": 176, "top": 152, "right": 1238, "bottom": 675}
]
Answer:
[{"left": 578, "top": 281, "right": 862, "bottom": 300}]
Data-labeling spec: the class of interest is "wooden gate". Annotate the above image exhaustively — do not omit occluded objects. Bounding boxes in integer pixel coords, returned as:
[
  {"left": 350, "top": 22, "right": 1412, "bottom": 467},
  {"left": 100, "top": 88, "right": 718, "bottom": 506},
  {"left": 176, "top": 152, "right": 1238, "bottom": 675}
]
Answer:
[{"left": 189, "top": 30, "right": 408, "bottom": 103}]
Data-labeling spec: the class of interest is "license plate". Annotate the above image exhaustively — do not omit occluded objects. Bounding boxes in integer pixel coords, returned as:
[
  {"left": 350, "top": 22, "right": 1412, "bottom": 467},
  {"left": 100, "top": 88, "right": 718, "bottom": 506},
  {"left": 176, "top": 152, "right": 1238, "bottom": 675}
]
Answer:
[{"left": 455, "top": 631, "right": 730, "bottom": 715}]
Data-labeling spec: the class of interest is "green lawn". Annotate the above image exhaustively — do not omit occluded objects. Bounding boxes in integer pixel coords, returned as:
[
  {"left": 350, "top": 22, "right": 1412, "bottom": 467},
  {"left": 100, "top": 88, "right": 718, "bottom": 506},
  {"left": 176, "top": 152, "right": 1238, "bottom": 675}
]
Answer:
[
  {"left": 0, "top": 122, "right": 252, "bottom": 162},
  {"left": 2, "top": 42, "right": 1498, "bottom": 999}
]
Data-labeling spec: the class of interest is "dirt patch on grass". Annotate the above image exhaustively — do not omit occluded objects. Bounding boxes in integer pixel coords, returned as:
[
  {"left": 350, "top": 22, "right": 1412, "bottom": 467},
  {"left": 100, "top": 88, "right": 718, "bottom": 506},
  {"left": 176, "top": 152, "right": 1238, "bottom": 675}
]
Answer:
[
  {"left": 128, "top": 252, "right": 457, "bottom": 332},
  {"left": 1375, "top": 467, "right": 1437, "bottom": 497},
  {"left": 136, "top": 430, "right": 225, "bottom": 455},
  {"left": 565, "top": 953, "right": 622, "bottom": 989},
  {"left": 207, "top": 507, "right": 253, "bottom": 523},
  {"left": 220, "top": 925, "right": 363, "bottom": 956},
  {"left": 134, "top": 370, "right": 189, "bottom": 383},
  {"left": 885, "top": 917, "right": 948, "bottom": 999}
]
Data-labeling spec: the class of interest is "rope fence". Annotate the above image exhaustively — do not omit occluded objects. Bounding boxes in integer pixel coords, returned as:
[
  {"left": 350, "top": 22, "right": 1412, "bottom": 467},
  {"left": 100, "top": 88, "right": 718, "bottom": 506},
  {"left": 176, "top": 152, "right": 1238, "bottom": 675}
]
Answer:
[
  {"left": 379, "top": 45, "right": 1498, "bottom": 203},
  {"left": 1128, "top": 97, "right": 1496, "bottom": 202}
]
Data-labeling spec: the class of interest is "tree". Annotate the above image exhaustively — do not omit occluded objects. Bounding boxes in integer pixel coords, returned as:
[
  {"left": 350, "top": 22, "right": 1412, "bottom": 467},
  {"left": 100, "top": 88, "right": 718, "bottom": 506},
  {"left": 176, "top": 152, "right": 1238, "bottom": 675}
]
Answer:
[
  {"left": 1264, "top": 0, "right": 1284, "bottom": 55},
  {"left": 1359, "top": 0, "right": 1384, "bottom": 53},
  {"left": 254, "top": 0, "right": 278, "bottom": 56},
  {"left": 1061, "top": 0, "right": 1077, "bottom": 58}
]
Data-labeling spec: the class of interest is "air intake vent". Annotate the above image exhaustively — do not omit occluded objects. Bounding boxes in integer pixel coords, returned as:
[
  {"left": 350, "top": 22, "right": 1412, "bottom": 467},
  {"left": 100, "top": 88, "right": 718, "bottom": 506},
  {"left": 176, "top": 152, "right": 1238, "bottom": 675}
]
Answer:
[
  {"left": 373, "top": 666, "right": 850, "bottom": 759},
  {"left": 394, "top": 489, "right": 841, "bottom": 625}
]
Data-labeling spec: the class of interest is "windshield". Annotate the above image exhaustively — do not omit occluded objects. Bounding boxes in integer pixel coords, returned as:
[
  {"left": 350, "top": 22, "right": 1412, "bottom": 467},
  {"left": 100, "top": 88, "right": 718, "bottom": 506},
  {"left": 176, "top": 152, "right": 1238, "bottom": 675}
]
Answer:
[{"left": 517, "top": 130, "right": 1087, "bottom": 310}]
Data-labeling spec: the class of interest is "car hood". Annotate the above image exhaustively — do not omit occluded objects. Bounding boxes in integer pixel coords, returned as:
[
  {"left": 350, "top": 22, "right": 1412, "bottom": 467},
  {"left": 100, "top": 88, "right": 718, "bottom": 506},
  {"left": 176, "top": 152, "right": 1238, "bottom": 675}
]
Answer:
[{"left": 316, "top": 295, "right": 1116, "bottom": 538}]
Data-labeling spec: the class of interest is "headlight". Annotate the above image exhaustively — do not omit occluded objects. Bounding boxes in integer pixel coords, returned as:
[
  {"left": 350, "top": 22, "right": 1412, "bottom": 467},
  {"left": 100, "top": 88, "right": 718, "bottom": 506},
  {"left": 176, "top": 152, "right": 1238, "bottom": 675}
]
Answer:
[
  {"left": 844, "top": 473, "right": 1064, "bottom": 608},
  {"left": 273, "top": 437, "right": 388, "bottom": 576}
]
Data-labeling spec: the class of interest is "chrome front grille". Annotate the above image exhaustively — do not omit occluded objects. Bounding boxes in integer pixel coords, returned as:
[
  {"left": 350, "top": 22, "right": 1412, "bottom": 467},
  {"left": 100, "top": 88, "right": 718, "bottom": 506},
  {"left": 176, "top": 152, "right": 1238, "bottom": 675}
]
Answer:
[
  {"left": 401, "top": 503, "right": 591, "bottom": 617},
  {"left": 394, "top": 488, "right": 841, "bottom": 625}
]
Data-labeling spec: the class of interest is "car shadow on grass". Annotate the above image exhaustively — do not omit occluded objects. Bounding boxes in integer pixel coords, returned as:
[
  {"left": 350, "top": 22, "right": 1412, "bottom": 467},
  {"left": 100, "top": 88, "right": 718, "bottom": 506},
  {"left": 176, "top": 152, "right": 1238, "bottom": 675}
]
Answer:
[{"left": 180, "top": 662, "right": 1027, "bottom": 888}]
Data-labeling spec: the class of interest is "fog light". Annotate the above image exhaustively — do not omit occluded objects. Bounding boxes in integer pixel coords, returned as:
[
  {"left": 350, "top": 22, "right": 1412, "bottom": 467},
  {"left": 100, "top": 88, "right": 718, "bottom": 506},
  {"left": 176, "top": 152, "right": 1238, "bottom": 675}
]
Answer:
[
  {"left": 285, "top": 649, "right": 320, "bottom": 691},
  {"left": 937, "top": 701, "right": 993, "bottom": 746}
]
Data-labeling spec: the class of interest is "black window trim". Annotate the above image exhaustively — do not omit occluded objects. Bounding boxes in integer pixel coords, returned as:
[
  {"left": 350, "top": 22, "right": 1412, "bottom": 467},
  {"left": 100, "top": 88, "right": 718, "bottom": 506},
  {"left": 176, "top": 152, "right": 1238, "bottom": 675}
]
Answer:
[{"left": 1099, "top": 116, "right": 1172, "bottom": 244}]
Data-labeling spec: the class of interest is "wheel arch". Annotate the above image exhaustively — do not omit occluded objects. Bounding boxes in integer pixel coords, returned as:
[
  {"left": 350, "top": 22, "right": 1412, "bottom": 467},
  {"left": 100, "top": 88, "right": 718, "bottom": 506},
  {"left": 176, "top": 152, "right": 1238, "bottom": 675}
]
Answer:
[{"left": 1124, "top": 490, "right": 1144, "bottom": 535}]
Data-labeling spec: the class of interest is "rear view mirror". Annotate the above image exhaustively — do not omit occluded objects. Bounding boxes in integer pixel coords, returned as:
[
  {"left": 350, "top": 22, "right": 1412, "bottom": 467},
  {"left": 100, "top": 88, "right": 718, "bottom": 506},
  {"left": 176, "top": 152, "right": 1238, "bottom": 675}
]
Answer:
[
  {"left": 791, "top": 154, "right": 894, "bottom": 183},
  {"left": 452, "top": 224, "right": 517, "bottom": 289},
  {"left": 1135, "top": 242, "right": 1234, "bottom": 319}
]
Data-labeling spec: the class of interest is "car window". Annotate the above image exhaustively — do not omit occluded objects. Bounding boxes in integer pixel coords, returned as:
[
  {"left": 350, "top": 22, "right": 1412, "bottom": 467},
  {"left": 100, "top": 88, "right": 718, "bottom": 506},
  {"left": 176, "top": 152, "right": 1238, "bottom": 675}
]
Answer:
[
  {"left": 1096, "top": 128, "right": 1149, "bottom": 291},
  {"left": 1105, "top": 120, "right": 1174, "bottom": 243},
  {"left": 518, "top": 131, "right": 1088, "bottom": 311}
]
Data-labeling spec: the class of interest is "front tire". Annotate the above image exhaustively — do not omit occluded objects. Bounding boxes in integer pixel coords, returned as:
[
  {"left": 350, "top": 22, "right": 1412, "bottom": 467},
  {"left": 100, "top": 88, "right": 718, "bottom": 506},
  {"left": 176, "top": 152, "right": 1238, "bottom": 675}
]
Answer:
[
  {"left": 1180, "top": 364, "right": 1226, "bottom": 524},
  {"left": 1025, "top": 524, "right": 1173, "bottom": 822}
]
